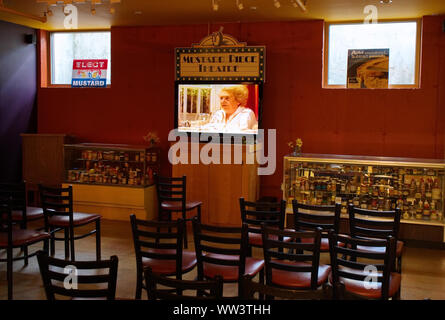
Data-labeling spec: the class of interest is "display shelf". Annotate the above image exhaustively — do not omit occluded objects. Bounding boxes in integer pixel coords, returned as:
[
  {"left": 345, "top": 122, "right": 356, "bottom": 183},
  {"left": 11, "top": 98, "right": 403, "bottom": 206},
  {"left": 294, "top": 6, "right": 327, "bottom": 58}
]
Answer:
[
  {"left": 283, "top": 153, "right": 445, "bottom": 226},
  {"left": 64, "top": 143, "right": 161, "bottom": 188}
]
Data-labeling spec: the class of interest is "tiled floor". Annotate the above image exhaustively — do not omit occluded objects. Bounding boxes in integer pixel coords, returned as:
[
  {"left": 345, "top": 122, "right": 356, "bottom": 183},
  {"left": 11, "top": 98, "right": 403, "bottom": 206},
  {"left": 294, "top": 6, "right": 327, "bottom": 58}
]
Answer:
[{"left": 0, "top": 219, "right": 444, "bottom": 300}]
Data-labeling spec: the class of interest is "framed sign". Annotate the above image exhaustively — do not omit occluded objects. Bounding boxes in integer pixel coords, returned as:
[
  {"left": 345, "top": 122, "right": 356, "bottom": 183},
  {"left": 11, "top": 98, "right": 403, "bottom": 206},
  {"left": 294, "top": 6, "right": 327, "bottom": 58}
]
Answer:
[
  {"left": 347, "top": 49, "right": 389, "bottom": 89},
  {"left": 72, "top": 59, "right": 108, "bottom": 88},
  {"left": 175, "top": 29, "right": 265, "bottom": 82}
]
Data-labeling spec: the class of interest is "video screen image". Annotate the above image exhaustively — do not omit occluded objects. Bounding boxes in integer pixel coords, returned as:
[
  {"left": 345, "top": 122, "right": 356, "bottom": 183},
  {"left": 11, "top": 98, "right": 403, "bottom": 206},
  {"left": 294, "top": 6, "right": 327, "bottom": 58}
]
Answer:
[{"left": 177, "top": 84, "right": 260, "bottom": 135}]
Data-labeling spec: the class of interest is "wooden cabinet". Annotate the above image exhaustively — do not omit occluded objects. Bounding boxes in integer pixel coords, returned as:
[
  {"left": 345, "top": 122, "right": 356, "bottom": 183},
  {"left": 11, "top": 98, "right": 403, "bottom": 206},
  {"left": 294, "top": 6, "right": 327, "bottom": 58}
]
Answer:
[
  {"left": 21, "top": 134, "right": 74, "bottom": 204},
  {"left": 172, "top": 142, "right": 259, "bottom": 227}
]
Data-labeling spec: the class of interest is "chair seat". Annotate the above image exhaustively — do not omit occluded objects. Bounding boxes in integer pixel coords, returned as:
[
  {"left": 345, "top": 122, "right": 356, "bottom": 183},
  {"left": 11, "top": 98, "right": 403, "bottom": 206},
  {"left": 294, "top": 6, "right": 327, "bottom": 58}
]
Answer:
[
  {"left": 9, "top": 207, "right": 44, "bottom": 222},
  {"left": 161, "top": 201, "right": 202, "bottom": 212},
  {"left": 330, "top": 267, "right": 401, "bottom": 299},
  {"left": 203, "top": 253, "right": 264, "bottom": 281},
  {"left": 142, "top": 250, "right": 197, "bottom": 275},
  {"left": 248, "top": 232, "right": 292, "bottom": 247},
  {"left": 49, "top": 212, "right": 101, "bottom": 227},
  {"left": 300, "top": 237, "right": 346, "bottom": 251},
  {"left": 0, "top": 229, "right": 50, "bottom": 247},
  {"left": 356, "top": 240, "right": 404, "bottom": 257},
  {"left": 271, "top": 261, "right": 331, "bottom": 289}
]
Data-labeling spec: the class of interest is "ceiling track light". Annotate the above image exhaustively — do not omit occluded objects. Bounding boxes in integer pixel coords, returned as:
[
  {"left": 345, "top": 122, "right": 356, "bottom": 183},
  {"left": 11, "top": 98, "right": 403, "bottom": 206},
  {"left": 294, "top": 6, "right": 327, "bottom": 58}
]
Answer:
[
  {"left": 273, "top": 0, "right": 281, "bottom": 8},
  {"left": 236, "top": 0, "right": 243, "bottom": 10},
  {"left": 212, "top": 0, "right": 219, "bottom": 11},
  {"left": 293, "top": 0, "right": 307, "bottom": 12}
]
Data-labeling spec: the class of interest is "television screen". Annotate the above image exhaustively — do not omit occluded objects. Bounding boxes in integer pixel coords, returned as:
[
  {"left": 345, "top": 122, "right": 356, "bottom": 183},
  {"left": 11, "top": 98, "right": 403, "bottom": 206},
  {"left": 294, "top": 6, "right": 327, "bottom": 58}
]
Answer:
[{"left": 176, "top": 83, "right": 261, "bottom": 135}]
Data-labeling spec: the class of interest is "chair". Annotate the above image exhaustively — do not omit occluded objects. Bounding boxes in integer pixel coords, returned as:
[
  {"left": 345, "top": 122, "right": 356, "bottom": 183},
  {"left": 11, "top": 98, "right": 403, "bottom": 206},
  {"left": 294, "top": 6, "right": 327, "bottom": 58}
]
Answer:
[
  {"left": 261, "top": 224, "right": 331, "bottom": 291},
  {"left": 240, "top": 274, "right": 332, "bottom": 300},
  {"left": 292, "top": 200, "right": 342, "bottom": 252},
  {"left": 0, "top": 181, "right": 45, "bottom": 266},
  {"left": 0, "top": 182, "right": 44, "bottom": 228},
  {"left": 155, "top": 175, "right": 202, "bottom": 249},
  {"left": 36, "top": 250, "right": 118, "bottom": 300},
  {"left": 0, "top": 198, "right": 50, "bottom": 300},
  {"left": 39, "top": 185, "right": 101, "bottom": 261},
  {"left": 328, "top": 231, "right": 401, "bottom": 300},
  {"left": 130, "top": 215, "right": 197, "bottom": 299},
  {"left": 192, "top": 217, "right": 264, "bottom": 298},
  {"left": 348, "top": 204, "right": 403, "bottom": 273},
  {"left": 239, "top": 197, "right": 288, "bottom": 256},
  {"left": 144, "top": 266, "right": 223, "bottom": 300}
]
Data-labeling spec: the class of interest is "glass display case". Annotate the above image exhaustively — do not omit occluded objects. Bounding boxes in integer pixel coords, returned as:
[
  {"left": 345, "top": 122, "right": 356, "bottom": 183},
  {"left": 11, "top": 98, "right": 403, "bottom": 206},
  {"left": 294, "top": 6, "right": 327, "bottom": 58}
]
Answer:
[
  {"left": 64, "top": 143, "right": 161, "bottom": 188},
  {"left": 283, "top": 154, "right": 445, "bottom": 225}
]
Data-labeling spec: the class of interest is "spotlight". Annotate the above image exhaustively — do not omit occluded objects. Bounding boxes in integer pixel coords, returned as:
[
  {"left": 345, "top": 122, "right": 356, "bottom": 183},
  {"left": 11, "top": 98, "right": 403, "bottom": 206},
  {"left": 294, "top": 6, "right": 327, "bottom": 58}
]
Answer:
[
  {"left": 273, "top": 0, "right": 281, "bottom": 8},
  {"left": 236, "top": 0, "right": 244, "bottom": 10},
  {"left": 212, "top": 0, "right": 219, "bottom": 11}
]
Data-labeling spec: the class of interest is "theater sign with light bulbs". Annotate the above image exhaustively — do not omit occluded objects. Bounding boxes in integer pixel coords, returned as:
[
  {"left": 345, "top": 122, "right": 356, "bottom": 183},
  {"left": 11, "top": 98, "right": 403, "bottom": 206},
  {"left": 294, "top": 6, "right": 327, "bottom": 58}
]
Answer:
[{"left": 176, "top": 29, "right": 266, "bottom": 82}]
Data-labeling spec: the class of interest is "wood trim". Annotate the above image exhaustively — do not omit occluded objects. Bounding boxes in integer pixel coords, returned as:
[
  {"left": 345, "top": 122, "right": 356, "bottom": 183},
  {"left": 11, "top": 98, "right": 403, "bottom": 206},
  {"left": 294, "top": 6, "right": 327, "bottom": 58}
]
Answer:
[{"left": 323, "top": 18, "right": 422, "bottom": 89}]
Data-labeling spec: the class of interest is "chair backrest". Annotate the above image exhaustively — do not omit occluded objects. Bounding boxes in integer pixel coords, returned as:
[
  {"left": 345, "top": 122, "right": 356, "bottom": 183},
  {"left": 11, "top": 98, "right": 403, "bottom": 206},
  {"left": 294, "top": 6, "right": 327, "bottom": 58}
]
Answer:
[
  {"left": 155, "top": 174, "right": 186, "bottom": 210},
  {"left": 292, "top": 200, "right": 341, "bottom": 234},
  {"left": 240, "top": 275, "right": 331, "bottom": 300},
  {"left": 348, "top": 203, "right": 401, "bottom": 240},
  {"left": 192, "top": 217, "right": 249, "bottom": 281},
  {"left": 36, "top": 250, "right": 118, "bottom": 300},
  {"left": 0, "top": 182, "right": 27, "bottom": 225},
  {"left": 39, "top": 185, "right": 74, "bottom": 229},
  {"left": 328, "top": 231, "right": 396, "bottom": 300},
  {"left": 130, "top": 215, "right": 185, "bottom": 278},
  {"left": 144, "top": 266, "right": 223, "bottom": 300},
  {"left": 261, "top": 224, "right": 322, "bottom": 290},
  {"left": 240, "top": 197, "right": 286, "bottom": 237}
]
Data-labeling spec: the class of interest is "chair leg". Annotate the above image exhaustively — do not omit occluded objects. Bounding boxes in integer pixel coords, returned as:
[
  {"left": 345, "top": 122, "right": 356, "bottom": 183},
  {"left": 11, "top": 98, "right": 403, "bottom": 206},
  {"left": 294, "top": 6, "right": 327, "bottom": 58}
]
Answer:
[
  {"left": 7, "top": 245, "right": 13, "bottom": 300},
  {"left": 70, "top": 227, "right": 75, "bottom": 261},
  {"left": 183, "top": 210, "right": 188, "bottom": 249},
  {"left": 135, "top": 268, "right": 143, "bottom": 300},
  {"left": 96, "top": 219, "right": 101, "bottom": 261},
  {"left": 50, "top": 227, "right": 55, "bottom": 256},
  {"left": 23, "top": 246, "right": 29, "bottom": 266},
  {"left": 64, "top": 228, "right": 70, "bottom": 260},
  {"left": 197, "top": 205, "right": 201, "bottom": 222}
]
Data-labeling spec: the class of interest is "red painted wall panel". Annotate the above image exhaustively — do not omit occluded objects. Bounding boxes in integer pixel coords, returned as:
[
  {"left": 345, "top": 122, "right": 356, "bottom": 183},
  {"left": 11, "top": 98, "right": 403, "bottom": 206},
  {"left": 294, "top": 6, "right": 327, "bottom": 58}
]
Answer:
[{"left": 38, "top": 17, "right": 445, "bottom": 199}]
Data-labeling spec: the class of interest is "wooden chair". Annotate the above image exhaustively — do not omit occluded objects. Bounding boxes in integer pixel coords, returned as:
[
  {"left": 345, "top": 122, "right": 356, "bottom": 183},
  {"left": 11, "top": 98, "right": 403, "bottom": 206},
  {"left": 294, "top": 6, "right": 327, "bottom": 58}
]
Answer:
[
  {"left": 39, "top": 185, "right": 101, "bottom": 261},
  {"left": 292, "top": 200, "right": 342, "bottom": 252},
  {"left": 239, "top": 197, "right": 288, "bottom": 256},
  {"left": 0, "top": 182, "right": 44, "bottom": 266},
  {"left": 36, "top": 250, "right": 118, "bottom": 300},
  {"left": 240, "top": 274, "right": 333, "bottom": 300},
  {"left": 348, "top": 204, "right": 403, "bottom": 273},
  {"left": 328, "top": 231, "right": 401, "bottom": 300},
  {"left": 192, "top": 217, "right": 264, "bottom": 298},
  {"left": 0, "top": 198, "right": 50, "bottom": 300},
  {"left": 261, "top": 225, "right": 331, "bottom": 291},
  {"left": 130, "top": 215, "right": 197, "bottom": 299},
  {"left": 155, "top": 175, "right": 202, "bottom": 249},
  {"left": 0, "top": 182, "right": 44, "bottom": 229},
  {"left": 144, "top": 266, "right": 223, "bottom": 300}
]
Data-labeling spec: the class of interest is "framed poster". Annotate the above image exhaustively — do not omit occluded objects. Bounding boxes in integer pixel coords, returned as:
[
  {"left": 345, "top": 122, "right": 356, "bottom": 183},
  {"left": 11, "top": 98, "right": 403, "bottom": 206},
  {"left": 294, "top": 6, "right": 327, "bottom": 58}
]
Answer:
[
  {"left": 347, "top": 49, "right": 389, "bottom": 89},
  {"left": 72, "top": 59, "right": 108, "bottom": 88}
]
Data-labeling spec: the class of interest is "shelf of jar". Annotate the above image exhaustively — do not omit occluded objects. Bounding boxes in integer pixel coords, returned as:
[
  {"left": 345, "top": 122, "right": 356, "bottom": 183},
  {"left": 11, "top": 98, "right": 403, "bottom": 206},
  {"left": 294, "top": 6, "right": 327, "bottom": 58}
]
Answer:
[
  {"left": 65, "top": 180, "right": 153, "bottom": 188},
  {"left": 285, "top": 207, "right": 445, "bottom": 226}
]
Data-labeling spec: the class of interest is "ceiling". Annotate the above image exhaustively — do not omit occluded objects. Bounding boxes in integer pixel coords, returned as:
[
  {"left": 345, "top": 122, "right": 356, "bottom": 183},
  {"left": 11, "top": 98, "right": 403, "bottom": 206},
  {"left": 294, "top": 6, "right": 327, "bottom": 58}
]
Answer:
[{"left": 0, "top": 0, "right": 444, "bottom": 30}]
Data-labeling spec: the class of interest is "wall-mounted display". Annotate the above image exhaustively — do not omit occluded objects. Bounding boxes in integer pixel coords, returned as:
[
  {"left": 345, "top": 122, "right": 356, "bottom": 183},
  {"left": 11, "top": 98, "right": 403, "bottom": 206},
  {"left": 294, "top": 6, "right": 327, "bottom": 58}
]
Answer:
[
  {"left": 283, "top": 154, "right": 445, "bottom": 225},
  {"left": 64, "top": 143, "right": 160, "bottom": 187}
]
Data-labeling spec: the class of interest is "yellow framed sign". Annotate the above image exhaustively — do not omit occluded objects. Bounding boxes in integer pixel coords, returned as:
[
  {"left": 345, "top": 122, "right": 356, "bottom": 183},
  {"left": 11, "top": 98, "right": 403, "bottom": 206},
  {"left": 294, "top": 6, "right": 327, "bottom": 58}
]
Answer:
[{"left": 175, "top": 29, "right": 265, "bottom": 82}]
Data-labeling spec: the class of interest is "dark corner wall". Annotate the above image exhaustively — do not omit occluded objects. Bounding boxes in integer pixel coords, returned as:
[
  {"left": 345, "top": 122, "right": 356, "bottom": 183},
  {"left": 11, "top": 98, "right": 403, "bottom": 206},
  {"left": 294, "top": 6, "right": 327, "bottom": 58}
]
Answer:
[{"left": 0, "top": 20, "right": 37, "bottom": 182}]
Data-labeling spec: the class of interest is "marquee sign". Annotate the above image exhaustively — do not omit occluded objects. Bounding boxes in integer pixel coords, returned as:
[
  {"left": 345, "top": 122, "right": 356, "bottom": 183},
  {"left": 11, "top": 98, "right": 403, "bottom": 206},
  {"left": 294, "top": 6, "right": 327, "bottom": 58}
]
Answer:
[{"left": 175, "top": 28, "right": 265, "bottom": 82}]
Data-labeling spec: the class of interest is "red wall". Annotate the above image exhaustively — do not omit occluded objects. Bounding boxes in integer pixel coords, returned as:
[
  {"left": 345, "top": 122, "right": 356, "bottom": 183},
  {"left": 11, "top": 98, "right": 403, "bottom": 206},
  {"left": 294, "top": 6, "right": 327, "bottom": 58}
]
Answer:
[{"left": 37, "top": 17, "right": 445, "bottom": 199}]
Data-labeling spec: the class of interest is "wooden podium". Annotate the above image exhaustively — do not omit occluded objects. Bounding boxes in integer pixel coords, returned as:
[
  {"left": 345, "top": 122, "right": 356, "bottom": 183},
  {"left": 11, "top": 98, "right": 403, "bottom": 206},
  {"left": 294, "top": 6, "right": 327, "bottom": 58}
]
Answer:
[{"left": 171, "top": 142, "right": 259, "bottom": 227}]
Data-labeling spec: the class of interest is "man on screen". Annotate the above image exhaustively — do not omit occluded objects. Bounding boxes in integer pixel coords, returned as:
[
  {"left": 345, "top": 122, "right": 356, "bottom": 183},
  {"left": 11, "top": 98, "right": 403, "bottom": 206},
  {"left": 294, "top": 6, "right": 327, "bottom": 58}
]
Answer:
[{"left": 204, "top": 85, "right": 258, "bottom": 133}]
